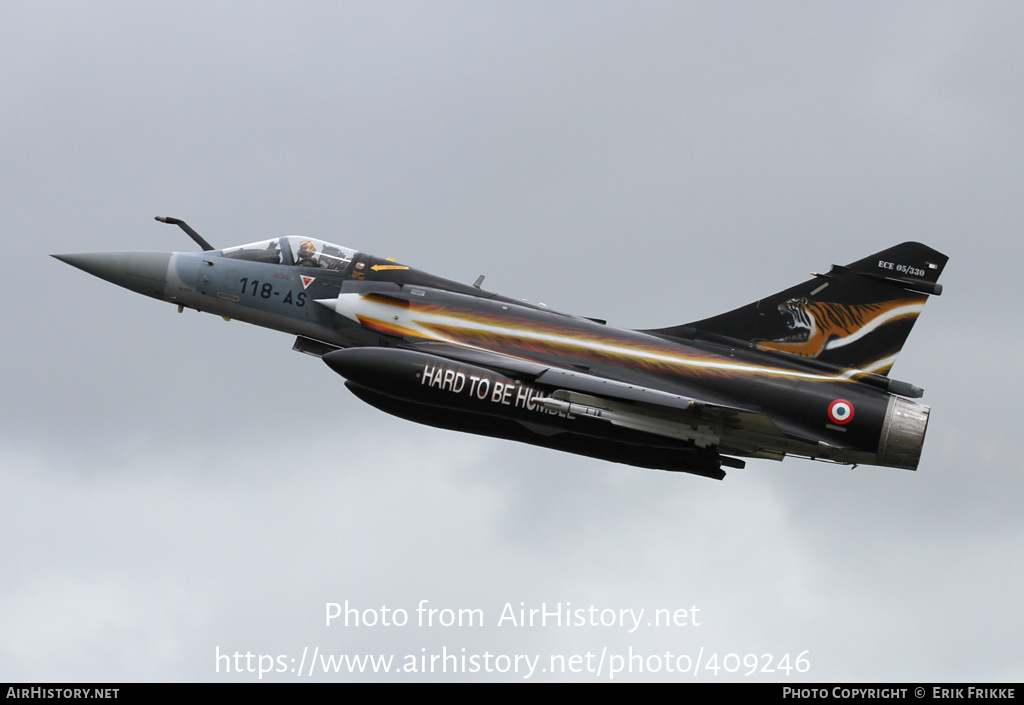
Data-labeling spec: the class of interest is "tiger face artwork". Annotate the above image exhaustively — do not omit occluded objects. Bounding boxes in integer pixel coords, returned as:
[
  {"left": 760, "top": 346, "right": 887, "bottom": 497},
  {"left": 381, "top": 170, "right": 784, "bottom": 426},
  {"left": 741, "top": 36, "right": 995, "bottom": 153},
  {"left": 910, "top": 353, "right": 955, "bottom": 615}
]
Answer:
[{"left": 755, "top": 296, "right": 926, "bottom": 361}]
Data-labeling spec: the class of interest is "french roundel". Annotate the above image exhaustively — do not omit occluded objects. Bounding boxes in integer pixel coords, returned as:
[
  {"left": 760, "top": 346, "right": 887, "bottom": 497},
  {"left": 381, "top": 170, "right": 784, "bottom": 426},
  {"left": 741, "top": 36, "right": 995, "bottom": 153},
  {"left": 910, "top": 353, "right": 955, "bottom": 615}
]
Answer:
[{"left": 827, "top": 399, "right": 855, "bottom": 425}]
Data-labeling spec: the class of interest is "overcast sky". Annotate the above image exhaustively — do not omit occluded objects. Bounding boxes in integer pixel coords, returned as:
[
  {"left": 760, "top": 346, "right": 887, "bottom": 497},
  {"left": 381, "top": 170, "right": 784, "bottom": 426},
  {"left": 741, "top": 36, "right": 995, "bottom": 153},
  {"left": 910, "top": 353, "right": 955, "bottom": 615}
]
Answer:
[{"left": 2, "top": 1, "right": 1022, "bottom": 682}]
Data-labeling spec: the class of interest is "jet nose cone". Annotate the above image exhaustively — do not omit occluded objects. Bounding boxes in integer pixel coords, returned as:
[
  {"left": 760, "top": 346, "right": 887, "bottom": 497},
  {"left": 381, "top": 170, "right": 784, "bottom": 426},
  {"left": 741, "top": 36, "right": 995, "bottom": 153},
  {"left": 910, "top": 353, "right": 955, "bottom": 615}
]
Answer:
[{"left": 53, "top": 251, "right": 172, "bottom": 300}]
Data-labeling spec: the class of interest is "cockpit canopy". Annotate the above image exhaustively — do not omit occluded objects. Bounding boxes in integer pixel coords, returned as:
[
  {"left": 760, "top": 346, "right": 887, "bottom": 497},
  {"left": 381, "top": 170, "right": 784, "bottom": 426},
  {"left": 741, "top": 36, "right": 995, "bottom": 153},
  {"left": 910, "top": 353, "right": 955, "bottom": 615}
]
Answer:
[
  {"left": 288, "top": 237, "right": 358, "bottom": 271},
  {"left": 221, "top": 237, "right": 359, "bottom": 272}
]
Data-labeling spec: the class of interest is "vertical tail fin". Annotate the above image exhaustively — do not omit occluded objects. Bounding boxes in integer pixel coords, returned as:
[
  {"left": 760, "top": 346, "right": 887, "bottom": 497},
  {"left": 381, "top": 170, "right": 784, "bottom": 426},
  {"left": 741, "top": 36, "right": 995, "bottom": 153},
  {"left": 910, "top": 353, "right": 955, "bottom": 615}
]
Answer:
[{"left": 656, "top": 242, "right": 947, "bottom": 375}]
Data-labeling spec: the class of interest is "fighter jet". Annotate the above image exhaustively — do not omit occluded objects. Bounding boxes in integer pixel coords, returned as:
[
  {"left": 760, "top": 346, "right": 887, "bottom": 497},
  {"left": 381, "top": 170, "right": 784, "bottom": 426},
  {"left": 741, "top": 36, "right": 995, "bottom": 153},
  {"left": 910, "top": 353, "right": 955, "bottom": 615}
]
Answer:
[{"left": 54, "top": 217, "right": 947, "bottom": 479}]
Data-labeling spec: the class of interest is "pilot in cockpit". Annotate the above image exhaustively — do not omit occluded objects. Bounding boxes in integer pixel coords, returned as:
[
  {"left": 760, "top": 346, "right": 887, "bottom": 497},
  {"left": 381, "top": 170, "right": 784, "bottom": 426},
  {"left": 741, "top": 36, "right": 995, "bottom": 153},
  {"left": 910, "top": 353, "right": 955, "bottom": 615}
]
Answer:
[{"left": 295, "top": 239, "right": 320, "bottom": 267}]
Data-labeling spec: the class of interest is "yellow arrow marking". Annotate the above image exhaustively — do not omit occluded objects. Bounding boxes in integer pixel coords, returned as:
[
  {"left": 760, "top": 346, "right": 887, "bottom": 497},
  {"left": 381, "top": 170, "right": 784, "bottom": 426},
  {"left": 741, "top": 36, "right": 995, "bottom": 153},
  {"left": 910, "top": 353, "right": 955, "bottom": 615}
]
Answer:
[{"left": 371, "top": 264, "right": 410, "bottom": 271}]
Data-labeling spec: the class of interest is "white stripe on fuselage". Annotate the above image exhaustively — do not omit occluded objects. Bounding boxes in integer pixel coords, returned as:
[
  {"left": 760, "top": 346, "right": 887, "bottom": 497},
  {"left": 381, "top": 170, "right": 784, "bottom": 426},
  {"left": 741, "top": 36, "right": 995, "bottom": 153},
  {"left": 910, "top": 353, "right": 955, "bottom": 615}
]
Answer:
[{"left": 321, "top": 294, "right": 860, "bottom": 382}]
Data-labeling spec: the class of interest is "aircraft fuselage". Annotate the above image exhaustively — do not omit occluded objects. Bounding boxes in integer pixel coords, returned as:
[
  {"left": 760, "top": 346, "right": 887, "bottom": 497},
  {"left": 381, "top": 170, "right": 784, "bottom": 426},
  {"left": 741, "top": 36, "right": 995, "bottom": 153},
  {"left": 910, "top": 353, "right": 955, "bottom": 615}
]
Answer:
[{"left": 56, "top": 228, "right": 944, "bottom": 479}]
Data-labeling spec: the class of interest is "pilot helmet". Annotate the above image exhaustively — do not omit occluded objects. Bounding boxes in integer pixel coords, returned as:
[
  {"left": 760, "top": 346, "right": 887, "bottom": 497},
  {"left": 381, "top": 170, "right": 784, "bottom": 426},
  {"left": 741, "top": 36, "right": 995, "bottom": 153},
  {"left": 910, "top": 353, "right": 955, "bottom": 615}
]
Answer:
[{"left": 298, "top": 240, "right": 317, "bottom": 259}]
